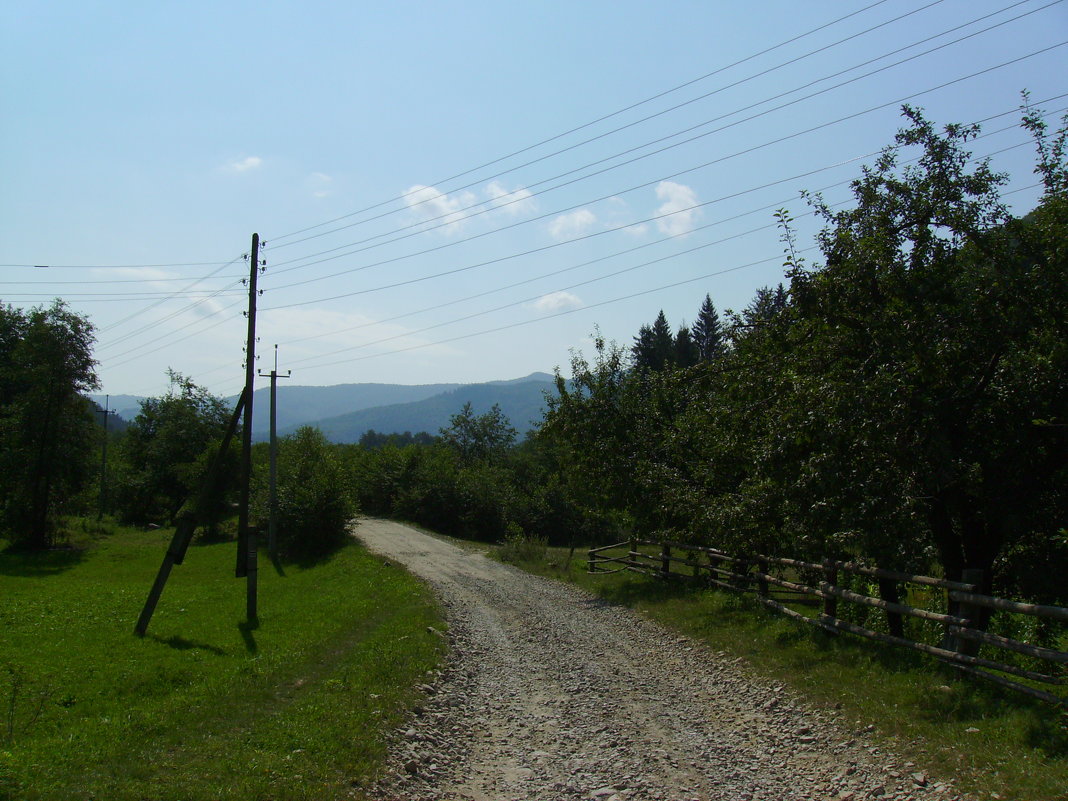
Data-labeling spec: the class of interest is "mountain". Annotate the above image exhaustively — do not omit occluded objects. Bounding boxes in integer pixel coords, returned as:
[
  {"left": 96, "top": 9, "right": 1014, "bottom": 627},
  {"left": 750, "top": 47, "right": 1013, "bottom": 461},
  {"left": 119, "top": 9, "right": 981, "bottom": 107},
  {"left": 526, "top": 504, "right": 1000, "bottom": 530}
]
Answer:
[
  {"left": 280, "top": 374, "right": 557, "bottom": 443},
  {"left": 90, "top": 394, "right": 146, "bottom": 422},
  {"left": 241, "top": 381, "right": 462, "bottom": 439},
  {"left": 92, "top": 373, "right": 558, "bottom": 443}
]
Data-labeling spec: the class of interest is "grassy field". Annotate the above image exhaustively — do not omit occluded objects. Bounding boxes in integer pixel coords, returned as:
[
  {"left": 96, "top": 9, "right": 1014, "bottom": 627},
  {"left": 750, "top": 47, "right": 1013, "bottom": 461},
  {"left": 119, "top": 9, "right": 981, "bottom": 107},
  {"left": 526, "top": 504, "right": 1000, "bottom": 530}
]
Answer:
[
  {"left": 0, "top": 519, "right": 445, "bottom": 801},
  {"left": 493, "top": 541, "right": 1068, "bottom": 801}
]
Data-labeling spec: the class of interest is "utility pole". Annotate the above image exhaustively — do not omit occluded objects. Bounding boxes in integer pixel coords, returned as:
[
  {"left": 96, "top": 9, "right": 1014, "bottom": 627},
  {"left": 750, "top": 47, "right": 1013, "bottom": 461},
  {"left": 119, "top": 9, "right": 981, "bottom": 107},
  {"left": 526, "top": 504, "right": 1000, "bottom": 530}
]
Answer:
[
  {"left": 236, "top": 233, "right": 261, "bottom": 621},
  {"left": 95, "top": 395, "right": 117, "bottom": 520},
  {"left": 258, "top": 345, "right": 290, "bottom": 560}
]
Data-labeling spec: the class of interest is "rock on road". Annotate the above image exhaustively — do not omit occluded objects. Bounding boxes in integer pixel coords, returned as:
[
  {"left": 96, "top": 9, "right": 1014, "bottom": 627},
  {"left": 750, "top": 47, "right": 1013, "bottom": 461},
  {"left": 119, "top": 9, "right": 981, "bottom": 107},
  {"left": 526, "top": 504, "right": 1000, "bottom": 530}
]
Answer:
[{"left": 354, "top": 519, "right": 967, "bottom": 801}]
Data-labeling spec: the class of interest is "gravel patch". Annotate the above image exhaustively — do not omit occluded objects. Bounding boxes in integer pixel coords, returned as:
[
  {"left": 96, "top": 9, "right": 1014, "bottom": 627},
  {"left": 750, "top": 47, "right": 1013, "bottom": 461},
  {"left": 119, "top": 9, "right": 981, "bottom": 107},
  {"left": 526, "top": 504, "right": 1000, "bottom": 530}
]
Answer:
[{"left": 354, "top": 519, "right": 969, "bottom": 801}]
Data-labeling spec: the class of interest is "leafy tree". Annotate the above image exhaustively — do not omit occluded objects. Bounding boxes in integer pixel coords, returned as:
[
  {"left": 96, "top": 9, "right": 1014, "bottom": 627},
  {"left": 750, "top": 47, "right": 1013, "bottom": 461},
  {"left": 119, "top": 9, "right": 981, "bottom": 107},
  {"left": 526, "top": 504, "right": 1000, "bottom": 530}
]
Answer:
[
  {"left": 113, "top": 371, "right": 231, "bottom": 525},
  {"left": 256, "top": 426, "right": 355, "bottom": 559},
  {"left": 776, "top": 105, "right": 1068, "bottom": 587},
  {"left": 439, "top": 402, "right": 517, "bottom": 464},
  {"left": 0, "top": 301, "right": 98, "bottom": 548}
]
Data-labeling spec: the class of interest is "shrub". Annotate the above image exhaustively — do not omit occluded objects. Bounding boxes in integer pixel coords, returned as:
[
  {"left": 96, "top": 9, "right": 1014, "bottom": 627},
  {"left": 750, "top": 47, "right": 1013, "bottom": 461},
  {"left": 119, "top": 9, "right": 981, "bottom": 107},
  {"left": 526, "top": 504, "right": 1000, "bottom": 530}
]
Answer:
[{"left": 256, "top": 427, "right": 356, "bottom": 560}]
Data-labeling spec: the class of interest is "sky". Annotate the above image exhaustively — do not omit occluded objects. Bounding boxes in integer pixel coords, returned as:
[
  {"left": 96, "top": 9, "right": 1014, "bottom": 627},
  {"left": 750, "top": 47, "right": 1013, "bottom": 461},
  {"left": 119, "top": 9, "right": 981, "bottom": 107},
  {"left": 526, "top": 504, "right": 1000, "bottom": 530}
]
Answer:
[{"left": 2, "top": 0, "right": 1066, "bottom": 399}]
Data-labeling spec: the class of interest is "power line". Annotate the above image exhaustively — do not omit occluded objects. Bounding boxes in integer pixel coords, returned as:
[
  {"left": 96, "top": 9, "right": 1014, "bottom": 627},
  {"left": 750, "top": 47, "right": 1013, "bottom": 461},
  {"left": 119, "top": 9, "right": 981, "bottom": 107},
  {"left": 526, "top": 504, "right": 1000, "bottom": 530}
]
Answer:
[
  {"left": 270, "top": 3, "right": 1049, "bottom": 273},
  {"left": 269, "top": 129, "right": 1050, "bottom": 369},
  {"left": 265, "top": 0, "right": 900, "bottom": 245},
  {"left": 260, "top": 46, "right": 1068, "bottom": 312},
  {"left": 268, "top": 0, "right": 966, "bottom": 252},
  {"left": 286, "top": 178, "right": 1048, "bottom": 374}
]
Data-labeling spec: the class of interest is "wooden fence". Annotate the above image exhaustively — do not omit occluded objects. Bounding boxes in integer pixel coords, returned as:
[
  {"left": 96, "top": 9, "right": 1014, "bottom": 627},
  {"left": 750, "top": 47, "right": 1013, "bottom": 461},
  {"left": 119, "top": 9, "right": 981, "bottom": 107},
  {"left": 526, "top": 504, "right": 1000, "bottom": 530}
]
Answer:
[{"left": 588, "top": 538, "right": 1068, "bottom": 707}]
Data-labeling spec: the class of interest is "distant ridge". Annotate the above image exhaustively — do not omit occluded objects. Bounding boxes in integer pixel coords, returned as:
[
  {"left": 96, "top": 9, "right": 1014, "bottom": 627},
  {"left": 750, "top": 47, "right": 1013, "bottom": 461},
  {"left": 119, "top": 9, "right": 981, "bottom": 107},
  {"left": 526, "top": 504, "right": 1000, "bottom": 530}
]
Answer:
[
  {"left": 293, "top": 374, "right": 556, "bottom": 443},
  {"left": 91, "top": 372, "right": 558, "bottom": 442}
]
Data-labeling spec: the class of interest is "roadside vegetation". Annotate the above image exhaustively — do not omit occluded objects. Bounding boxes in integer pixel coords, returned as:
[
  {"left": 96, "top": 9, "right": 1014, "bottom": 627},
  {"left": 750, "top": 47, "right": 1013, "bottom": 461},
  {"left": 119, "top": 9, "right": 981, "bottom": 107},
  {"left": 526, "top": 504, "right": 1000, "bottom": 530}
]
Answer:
[{"left": 0, "top": 518, "right": 444, "bottom": 800}]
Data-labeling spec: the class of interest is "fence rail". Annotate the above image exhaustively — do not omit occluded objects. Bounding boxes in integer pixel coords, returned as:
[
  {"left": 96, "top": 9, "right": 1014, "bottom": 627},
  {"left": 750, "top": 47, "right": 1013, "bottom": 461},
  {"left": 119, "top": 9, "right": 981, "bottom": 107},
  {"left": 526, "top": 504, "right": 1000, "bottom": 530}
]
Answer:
[{"left": 588, "top": 538, "right": 1068, "bottom": 707}]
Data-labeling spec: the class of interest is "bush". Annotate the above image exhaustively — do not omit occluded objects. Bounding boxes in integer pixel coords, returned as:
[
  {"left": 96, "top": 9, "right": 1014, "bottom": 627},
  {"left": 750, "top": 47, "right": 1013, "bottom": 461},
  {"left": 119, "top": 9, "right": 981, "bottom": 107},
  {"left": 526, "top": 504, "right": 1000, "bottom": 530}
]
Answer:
[
  {"left": 495, "top": 523, "right": 548, "bottom": 564},
  {"left": 255, "top": 427, "right": 356, "bottom": 560}
]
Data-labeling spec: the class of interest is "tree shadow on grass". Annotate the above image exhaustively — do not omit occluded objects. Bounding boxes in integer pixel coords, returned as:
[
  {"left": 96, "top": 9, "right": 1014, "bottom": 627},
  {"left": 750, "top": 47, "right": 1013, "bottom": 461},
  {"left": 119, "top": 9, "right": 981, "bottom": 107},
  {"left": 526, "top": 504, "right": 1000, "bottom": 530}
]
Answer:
[
  {"left": 149, "top": 633, "right": 228, "bottom": 656},
  {"left": 0, "top": 546, "right": 88, "bottom": 577},
  {"left": 594, "top": 575, "right": 701, "bottom": 607}
]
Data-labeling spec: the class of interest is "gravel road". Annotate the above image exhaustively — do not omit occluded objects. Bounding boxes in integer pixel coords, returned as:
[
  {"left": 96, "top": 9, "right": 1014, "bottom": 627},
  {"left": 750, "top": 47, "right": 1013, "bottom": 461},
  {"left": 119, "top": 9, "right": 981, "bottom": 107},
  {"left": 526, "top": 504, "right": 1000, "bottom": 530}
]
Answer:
[{"left": 354, "top": 519, "right": 969, "bottom": 801}]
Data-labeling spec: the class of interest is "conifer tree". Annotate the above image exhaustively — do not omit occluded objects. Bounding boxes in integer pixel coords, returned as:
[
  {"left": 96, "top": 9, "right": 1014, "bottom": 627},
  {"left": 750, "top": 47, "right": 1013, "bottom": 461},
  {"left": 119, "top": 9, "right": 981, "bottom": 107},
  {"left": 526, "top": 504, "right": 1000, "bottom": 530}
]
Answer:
[{"left": 691, "top": 294, "right": 725, "bottom": 362}]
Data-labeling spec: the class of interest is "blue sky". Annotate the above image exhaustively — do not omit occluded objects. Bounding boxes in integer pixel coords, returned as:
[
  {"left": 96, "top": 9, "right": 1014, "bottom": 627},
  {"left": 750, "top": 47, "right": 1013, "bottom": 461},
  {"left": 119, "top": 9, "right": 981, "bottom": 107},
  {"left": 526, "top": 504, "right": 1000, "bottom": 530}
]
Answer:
[{"left": 2, "top": 0, "right": 1066, "bottom": 398}]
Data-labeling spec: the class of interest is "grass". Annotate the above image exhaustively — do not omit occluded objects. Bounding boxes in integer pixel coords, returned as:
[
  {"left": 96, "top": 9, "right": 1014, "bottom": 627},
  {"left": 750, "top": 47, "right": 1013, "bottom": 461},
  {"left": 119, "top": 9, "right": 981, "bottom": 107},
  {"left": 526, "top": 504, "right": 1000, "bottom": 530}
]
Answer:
[
  {"left": 494, "top": 542, "right": 1068, "bottom": 801},
  {"left": 0, "top": 518, "right": 446, "bottom": 801}
]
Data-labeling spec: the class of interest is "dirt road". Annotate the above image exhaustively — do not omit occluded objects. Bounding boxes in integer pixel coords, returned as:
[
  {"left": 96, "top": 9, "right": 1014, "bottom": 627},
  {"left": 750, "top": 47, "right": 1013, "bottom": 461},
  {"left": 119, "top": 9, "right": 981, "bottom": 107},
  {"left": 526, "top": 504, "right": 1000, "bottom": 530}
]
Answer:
[{"left": 354, "top": 519, "right": 966, "bottom": 801}]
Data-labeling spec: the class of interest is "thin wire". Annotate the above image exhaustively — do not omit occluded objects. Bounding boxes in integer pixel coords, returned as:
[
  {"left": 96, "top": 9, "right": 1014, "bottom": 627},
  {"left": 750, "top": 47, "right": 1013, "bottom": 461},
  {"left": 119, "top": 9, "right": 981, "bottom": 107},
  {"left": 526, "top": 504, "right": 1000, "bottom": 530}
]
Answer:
[
  {"left": 0, "top": 274, "right": 247, "bottom": 286},
  {"left": 96, "top": 254, "right": 245, "bottom": 335},
  {"left": 273, "top": 131, "right": 1049, "bottom": 369},
  {"left": 289, "top": 179, "right": 1046, "bottom": 372},
  {"left": 270, "top": 0, "right": 965, "bottom": 251},
  {"left": 271, "top": 5, "right": 1048, "bottom": 271},
  {"left": 262, "top": 41, "right": 1068, "bottom": 295},
  {"left": 266, "top": 0, "right": 899, "bottom": 244},
  {"left": 97, "top": 277, "right": 246, "bottom": 350}
]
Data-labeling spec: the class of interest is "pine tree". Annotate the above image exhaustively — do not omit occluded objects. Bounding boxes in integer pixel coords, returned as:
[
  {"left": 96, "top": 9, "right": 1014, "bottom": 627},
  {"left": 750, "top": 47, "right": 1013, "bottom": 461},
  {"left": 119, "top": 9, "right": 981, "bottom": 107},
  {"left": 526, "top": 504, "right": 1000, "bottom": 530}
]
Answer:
[
  {"left": 692, "top": 294, "right": 725, "bottom": 362},
  {"left": 674, "top": 325, "right": 699, "bottom": 368},
  {"left": 632, "top": 310, "right": 676, "bottom": 371}
]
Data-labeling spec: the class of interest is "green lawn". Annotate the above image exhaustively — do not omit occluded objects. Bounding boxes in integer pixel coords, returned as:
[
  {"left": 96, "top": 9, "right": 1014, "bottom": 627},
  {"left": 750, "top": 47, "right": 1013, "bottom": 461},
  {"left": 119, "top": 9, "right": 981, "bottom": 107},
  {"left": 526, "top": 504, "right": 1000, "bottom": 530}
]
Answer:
[
  {"left": 0, "top": 520, "right": 445, "bottom": 800},
  {"left": 494, "top": 542, "right": 1068, "bottom": 801}
]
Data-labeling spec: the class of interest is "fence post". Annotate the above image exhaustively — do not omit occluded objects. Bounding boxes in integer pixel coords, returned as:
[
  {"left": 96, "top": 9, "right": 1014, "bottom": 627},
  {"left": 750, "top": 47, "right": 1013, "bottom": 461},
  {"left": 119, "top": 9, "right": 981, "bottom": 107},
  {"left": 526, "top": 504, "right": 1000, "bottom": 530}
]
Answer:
[
  {"left": 822, "top": 558, "right": 838, "bottom": 624},
  {"left": 756, "top": 555, "right": 769, "bottom": 599},
  {"left": 735, "top": 557, "right": 750, "bottom": 592},
  {"left": 878, "top": 578, "right": 904, "bottom": 638},
  {"left": 954, "top": 568, "right": 985, "bottom": 657},
  {"left": 661, "top": 542, "right": 671, "bottom": 579},
  {"left": 690, "top": 550, "right": 700, "bottom": 581},
  {"left": 629, "top": 537, "right": 638, "bottom": 571},
  {"left": 587, "top": 547, "right": 595, "bottom": 574}
]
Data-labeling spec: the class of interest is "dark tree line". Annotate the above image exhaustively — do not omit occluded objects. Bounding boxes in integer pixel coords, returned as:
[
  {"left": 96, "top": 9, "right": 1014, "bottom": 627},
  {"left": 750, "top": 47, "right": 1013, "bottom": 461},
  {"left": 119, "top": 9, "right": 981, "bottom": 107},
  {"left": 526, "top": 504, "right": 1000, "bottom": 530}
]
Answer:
[
  {"left": 0, "top": 301, "right": 99, "bottom": 549},
  {"left": 544, "top": 105, "right": 1068, "bottom": 603}
]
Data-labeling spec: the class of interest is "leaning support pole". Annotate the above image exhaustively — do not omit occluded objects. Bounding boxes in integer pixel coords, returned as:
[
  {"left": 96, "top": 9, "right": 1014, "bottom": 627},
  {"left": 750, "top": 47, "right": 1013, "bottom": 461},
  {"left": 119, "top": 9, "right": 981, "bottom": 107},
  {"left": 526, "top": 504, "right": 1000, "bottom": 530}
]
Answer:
[{"left": 135, "top": 390, "right": 246, "bottom": 636}]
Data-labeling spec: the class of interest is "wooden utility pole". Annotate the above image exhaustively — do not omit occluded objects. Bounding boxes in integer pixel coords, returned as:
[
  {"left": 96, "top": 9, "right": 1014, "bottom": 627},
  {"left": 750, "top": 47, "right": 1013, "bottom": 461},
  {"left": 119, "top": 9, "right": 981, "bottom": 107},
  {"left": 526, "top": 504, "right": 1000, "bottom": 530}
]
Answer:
[
  {"left": 258, "top": 345, "right": 290, "bottom": 560},
  {"left": 236, "top": 233, "right": 261, "bottom": 621},
  {"left": 95, "top": 395, "right": 117, "bottom": 520}
]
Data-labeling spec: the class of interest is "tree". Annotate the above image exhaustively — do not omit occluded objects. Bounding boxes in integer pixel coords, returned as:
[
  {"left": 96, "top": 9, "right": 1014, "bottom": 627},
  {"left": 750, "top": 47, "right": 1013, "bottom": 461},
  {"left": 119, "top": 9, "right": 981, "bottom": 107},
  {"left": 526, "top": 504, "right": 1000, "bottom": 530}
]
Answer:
[
  {"left": 439, "top": 402, "right": 517, "bottom": 464},
  {"left": 631, "top": 310, "right": 674, "bottom": 371},
  {"left": 113, "top": 371, "right": 231, "bottom": 525},
  {"left": 673, "top": 325, "right": 699, "bottom": 368},
  {"left": 777, "top": 104, "right": 1068, "bottom": 589},
  {"left": 255, "top": 426, "right": 355, "bottom": 559},
  {"left": 0, "top": 301, "right": 98, "bottom": 549},
  {"left": 691, "top": 294, "right": 725, "bottom": 362}
]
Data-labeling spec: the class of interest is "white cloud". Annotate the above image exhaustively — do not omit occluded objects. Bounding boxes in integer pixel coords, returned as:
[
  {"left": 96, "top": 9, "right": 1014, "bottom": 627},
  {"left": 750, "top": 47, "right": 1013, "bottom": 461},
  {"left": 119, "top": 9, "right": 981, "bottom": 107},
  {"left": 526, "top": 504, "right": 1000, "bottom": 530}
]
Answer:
[
  {"left": 226, "top": 156, "right": 262, "bottom": 172},
  {"left": 307, "top": 172, "right": 333, "bottom": 198},
  {"left": 654, "top": 181, "right": 702, "bottom": 237},
  {"left": 548, "top": 208, "right": 596, "bottom": 240},
  {"left": 531, "top": 291, "right": 583, "bottom": 313},
  {"left": 603, "top": 196, "right": 649, "bottom": 236},
  {"left": 485, "top": 181, "right": 535, "bottom": 216},
  {"left": 404, "top": 184, "right": 477, "bottom": 232}
]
